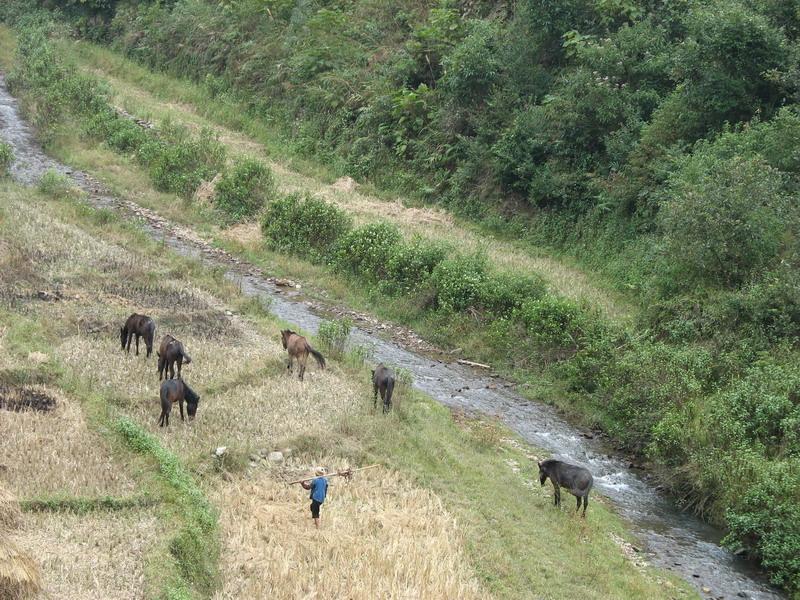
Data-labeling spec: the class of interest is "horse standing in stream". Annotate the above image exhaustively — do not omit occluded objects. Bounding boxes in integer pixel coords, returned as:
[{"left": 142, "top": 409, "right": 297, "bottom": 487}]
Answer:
[
  {"left": 120, "top": 313, "right": 156, "bottom": 358},
  {"left": 538, "top": 458, "right": 594, "bottom": 517},
  {"left": 280, "top": 329, "right": 325, "bottom": 381}
]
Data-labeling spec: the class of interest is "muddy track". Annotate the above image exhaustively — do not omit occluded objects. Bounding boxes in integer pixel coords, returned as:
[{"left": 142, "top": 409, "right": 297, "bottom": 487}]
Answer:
[{"left": 0, "top": 73, "right": 783, "bottom": 599}]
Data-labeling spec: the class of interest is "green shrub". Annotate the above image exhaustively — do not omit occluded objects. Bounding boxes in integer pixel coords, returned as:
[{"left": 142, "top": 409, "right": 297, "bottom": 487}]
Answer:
[
  {"left": 724, "top": 461, "right": 800, "bottom": 591},
  {"left": 261, "top": 193, "right": 351, "bottom": 263},
  {"left": 517, "top": 296, "right": 585, "bottom": 350},
  {"left": 429, "top": 253, "right": 488, "bottom": 312},
  {"left": 104, "top": 115, "right": 149, "bottom": 153},
  {"left": 214, "top": 158, "right": 275, "bottom": 222},
  {"left": 604, "top": 342, "right": 712, "bottom": 450},
  {"left": 0, "top": 141, "right": 13, "bottom": 176},
  {"left": 37, "top": 169, "right": 73, "bottom": 197},
  {"left": 139, "top": 128, "right": 226, "bottom": 198},
  {"left": 480, "top": 272, "right": 547, "bottom": 316},
  {"left": 317, "top": 318, "right": 352, "bottom": 355},
  {"left": 382, "top": 236, "right": 450, "bottom": 296},
  {"left": 334, "top": 222, "right": 403, "bottom": 281},
  {"left": 660, "top": 155, "right": 792, "bottom": 289}
]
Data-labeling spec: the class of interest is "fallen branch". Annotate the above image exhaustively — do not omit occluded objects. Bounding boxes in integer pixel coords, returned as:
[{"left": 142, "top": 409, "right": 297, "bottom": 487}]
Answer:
[
  {"left": 287, "top": 464, "right": 380, "bottom": 485},
  {"left": 457, "top": 359, "right": 491, "bottom": 370}
]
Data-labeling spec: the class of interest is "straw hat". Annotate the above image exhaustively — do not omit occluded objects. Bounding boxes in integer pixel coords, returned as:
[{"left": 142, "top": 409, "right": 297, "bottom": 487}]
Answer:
[{"left": 315, "top": 467, "right": 326, "bottom": 476}]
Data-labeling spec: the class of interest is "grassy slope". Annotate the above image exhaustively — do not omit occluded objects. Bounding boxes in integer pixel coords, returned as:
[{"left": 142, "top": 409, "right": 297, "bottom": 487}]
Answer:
[
  {"left": 0, "top": 41, "right": 695, "bottom": 600},
  {"left": 64, "top": 35, "right": 635, "bottom": 325}
]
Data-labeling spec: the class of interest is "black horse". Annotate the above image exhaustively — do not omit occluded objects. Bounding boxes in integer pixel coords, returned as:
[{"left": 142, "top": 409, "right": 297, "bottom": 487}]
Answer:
[
  {"left": 372, "top": 363, "right": 395, "bottom": 414},
  {"left": 157, "top": 334, "right": 192, "bottom": 380},
  {"left": 120, "top": 313, "right": 155, "bottom": 358},
  {"left": 158, "top": 379, "right": 200, "bottom": 427},
  {"left": 538, "top": 459, "right": 594, "bottom": 517}
]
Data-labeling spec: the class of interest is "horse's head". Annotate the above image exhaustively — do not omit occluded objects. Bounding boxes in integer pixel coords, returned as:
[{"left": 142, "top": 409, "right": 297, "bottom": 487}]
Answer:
[
  {"left": 187, "top": 398, "right": 199, "bottom": 420},
  {"left": 280, "top": 330, "right": 290, "bottom": 349},
  {"left": 120, "top": 327, "right": 126, "bottom": 349},
  {"left": 538, "top": 461, "right": 548, "bottom": 486},
  {"left": 184, "top": 384, "right": 200, "bottom": 420}
]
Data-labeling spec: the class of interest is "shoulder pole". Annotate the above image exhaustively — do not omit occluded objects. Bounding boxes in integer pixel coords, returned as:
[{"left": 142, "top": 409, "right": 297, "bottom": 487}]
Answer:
[{"left": 287, "top": 464, "right": 380, "bottom": 485}]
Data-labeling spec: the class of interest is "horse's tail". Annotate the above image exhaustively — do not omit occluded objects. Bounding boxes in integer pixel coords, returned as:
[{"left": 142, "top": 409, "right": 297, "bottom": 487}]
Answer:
[
  {"left": 307, "top": 344, "right": 326, "bottom": 369},
  {"left": 384, "top": 377, "right": 395, "bottom": 408},
  {"left": 178, "top": 343, "right": 192, "bottom": 365}
]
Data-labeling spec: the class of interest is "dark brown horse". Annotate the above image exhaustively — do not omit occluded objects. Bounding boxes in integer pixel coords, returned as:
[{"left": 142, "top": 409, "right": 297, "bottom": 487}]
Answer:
[
  {"left": 157, "top": 334, "right": 192, "bottom": 381},
  {"left": 120, "top": 313, "right": 155, "bottom": 358},
  {"left": 158, "top": 379, "right": 200, "bottom": 427},
  {"left": 281, "top": 329, "right": 325, "bottom": 381},
  {"left": 372, "top": 363, "right": 395, "bottom": 414}
]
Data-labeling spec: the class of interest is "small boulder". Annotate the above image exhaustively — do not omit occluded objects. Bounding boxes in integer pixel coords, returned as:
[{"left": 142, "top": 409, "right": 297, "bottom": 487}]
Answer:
[
  {"left": 267, "top": 451, "right": 284, "bottom": 463},
  {"left": 214, "top": 446, "right": 227, "bottom": 457}
]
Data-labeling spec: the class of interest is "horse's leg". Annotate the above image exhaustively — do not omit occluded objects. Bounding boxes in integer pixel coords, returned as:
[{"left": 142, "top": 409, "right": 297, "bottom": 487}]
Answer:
[
  {"left": 179, "top": 398, "right": 185, "bottom": 422},
  {"left": 135, "top": 334, "right": 140, "bottom": 356},
  {"left": 169, "top": 359, "right": 175, "bottom": 380},
  {"left": 373, "top": 384, "right": 378, "bottom": 409},
  {"left": 159, "top": 410, "right": 164, "bottom": 427},
  {"left": 286, "top": 356, "right": 293, "bottom": 375},
  {"left": 553, "top": 483, "right": 561, "bottom": 507},
  {"left": 126, "top": 333, "right": 132, "bottom": 354},
  {"left": 158, "top": 356, "right": 165, "bottom": 380},
  {"left": 582, "top": 495, "right": 588, "bottom": 518},
  {"left": 176, "top": 357, "right": 182, "bottom": 379},
  {"left": 576, "top": 496, "right": 581, "bottom": 513}
]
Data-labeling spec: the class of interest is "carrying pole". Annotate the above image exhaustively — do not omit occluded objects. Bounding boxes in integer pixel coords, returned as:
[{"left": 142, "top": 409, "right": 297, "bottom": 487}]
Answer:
[{"left": 287, "top": 464, "right": 380, "bottom": 485}]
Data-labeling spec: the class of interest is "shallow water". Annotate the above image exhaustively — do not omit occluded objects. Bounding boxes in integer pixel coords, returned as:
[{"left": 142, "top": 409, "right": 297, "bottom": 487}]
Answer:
[{"left": 0, "top": 73, "right": 783, "bottom": 600}]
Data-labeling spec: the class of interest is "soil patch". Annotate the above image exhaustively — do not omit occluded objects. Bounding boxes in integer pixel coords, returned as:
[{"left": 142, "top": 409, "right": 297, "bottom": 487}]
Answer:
[{"left": 0, "top": 386, "right": 57, "bottom": 413}]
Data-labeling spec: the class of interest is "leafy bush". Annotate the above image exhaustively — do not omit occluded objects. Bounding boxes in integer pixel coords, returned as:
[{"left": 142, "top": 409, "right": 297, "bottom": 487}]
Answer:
[
  {"left": 214, "top": 158, "right": 275, "bottom": 222},
  {"left": 334, "top": 222, "right": 403, "bottom": 281},
  {"left": 660, "top": 156, "right": 792, "bottom": 289},
  {"left": 37, "top": 169, "right": 73, "bottom": 197},
  {"left": 724, "top": 461, "right": 800, "bottom": 590},
  {"left": 317, "top": 318, "right": 352, "bottom": 355},
  {"left": 383, "top": 236, "right": 451, "bottom": 295},
  {"left": 480, "top": 272, "right": 547, "bottom": 316},
  {"left": 261, "top": 193, "right": 352, "bottom": 263},
  {"left": 605, "top": 342, "right": 712, "bottom": 451},
  {"left": 0, "top": 141, "right": 13, "bottom": 176},
  {"left": 139, "top": 128, "right": 226, "bottom": 198},
  {"left": 429, "top": 253, "right": 488, "bottom": 312}
]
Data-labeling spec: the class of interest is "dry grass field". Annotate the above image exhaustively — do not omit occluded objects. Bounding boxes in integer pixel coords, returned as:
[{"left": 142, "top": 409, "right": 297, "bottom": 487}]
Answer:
[
  {"left": 0, "top": 169, "right": 693, "bottom": 599},
  {"left": 0, "top": 183, "right": 493, "bottom": 598}
]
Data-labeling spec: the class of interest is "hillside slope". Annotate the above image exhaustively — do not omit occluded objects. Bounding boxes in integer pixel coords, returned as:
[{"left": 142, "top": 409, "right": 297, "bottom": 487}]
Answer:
[{"left": 1, "top": 0, "right": 799, "bottom": 593}]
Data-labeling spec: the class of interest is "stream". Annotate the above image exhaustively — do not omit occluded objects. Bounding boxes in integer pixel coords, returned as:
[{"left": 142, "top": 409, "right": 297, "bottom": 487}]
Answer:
[{"left": 0, "top": 73, "right": 783, "bottom": 600}]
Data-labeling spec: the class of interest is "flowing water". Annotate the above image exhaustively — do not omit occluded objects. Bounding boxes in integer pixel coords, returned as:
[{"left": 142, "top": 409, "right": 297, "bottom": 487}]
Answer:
[{"left": 0, "top": 73, "right": 783, "bottom": 600}]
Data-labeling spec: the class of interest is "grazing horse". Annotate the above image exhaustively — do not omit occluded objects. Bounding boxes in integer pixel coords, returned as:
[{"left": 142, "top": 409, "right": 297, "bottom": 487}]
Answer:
[
  {"left": 158, "top": 379, "right": 200, "bottom": 427},
  {"left": 372, "top": 363, "right": 395, "bottom": 414},
  {"left": 538, "top": 458, "right": 594, "bottom": 517},
  {"left": 157, "top": 334, "right": 192, "bottom": 380},
  {"left": 280, "top": 329, "right": 325, "bottom": 381},
  {"left": 120, "top": 313, "right": 155, "bottom": 358}
]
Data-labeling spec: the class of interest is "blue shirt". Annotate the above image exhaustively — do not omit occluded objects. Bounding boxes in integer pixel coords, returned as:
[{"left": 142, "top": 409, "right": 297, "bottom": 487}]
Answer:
[{"left": 310, "top": 477, "right": 328, "bottom": 503}]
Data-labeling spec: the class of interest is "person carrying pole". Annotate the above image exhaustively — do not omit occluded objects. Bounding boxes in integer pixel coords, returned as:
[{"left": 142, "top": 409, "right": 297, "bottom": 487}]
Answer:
[{"left": 300, "top": 466, "right": 328, "bottom": 528}]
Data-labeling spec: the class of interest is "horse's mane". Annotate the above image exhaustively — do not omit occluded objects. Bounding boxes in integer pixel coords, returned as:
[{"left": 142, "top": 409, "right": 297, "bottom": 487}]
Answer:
[{"left": 183, "top": 382, "right": 200, "bottom": 403}]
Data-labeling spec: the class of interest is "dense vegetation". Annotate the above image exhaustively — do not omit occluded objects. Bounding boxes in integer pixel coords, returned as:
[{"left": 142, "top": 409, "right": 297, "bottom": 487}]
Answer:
[{"left": 3, "top": 0, "right": 800, "bottom": 592}]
